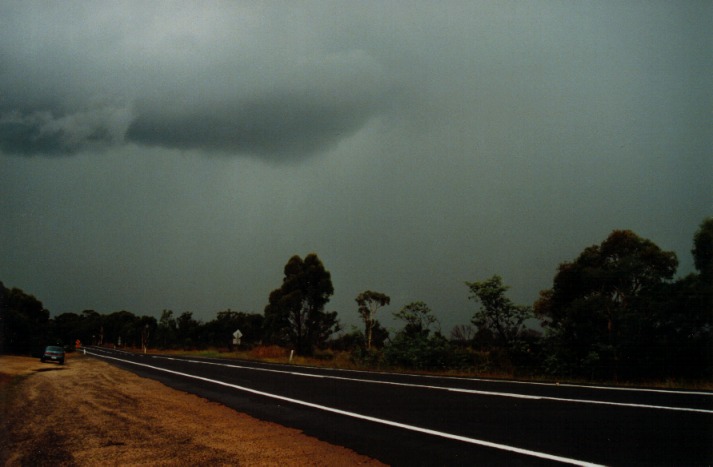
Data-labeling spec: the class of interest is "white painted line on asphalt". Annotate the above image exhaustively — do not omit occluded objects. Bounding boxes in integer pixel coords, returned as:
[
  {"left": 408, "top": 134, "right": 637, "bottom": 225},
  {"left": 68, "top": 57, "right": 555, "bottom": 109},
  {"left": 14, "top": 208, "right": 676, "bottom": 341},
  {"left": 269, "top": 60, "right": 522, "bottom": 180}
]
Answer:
[
  {"left": 147, "top": 351, "right": 713, "bottom": 397},
  {"left": 86, "top": 350, "right": 605, "bottom": 467},
  {"left": 199, "top": 353, "right": 713, "bottom": 397},
  {"left": 146, "top": 354, "right": 713, "bottom": 414},
  {"left": 462, "top": 377, "right": 713, "bottom": 397}
]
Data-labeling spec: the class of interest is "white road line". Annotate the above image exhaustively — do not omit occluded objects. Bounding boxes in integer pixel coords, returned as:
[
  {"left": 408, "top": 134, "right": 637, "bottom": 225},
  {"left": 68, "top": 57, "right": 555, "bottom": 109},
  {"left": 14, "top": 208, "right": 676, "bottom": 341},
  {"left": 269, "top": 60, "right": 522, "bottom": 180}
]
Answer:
[
  {"left": 144, "top": 351, "right": 713, "bottom": 396},
  {"left": 197, "top": 354, "right": 713, "bottom": 397},
  {"left": 86, "top": 350, "right": 604, "bottom": 467},
  {"left": 144, "top": 354, "right": 713, "bottom": 414}
]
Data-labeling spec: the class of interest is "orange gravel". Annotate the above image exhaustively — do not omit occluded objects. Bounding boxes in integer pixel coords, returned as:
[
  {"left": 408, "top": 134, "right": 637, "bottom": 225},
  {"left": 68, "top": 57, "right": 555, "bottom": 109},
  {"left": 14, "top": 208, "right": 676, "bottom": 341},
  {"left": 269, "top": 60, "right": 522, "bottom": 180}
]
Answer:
[{"left": 0, "top": 353, "right": 385, "bottom": 466}]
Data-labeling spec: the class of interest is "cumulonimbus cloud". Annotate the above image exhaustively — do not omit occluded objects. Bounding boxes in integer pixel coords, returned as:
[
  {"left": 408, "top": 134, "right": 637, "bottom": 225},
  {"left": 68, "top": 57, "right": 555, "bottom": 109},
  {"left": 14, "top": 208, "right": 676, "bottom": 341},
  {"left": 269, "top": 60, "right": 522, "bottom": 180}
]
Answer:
[
  {"left": 0, "top": 3, "right": 394, "bottom": 161},
  {"left": 0, "top": 71, "right": 392, "bottom": 160},
  {"left": 125, "top": 56, "right": 395, "bottom": 159},
  {"left": 0, "top": 3, "right": 397, "bottom": 160},
  {"left": 0, "top": 106, "right": 133, "bottom": 157}
]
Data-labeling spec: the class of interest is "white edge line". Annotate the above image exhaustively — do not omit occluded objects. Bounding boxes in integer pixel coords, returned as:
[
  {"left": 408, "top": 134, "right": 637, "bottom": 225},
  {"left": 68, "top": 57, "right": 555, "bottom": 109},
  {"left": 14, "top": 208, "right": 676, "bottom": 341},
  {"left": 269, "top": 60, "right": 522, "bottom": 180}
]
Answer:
[{"left": 87, "top": 350, "right": 605, "bottom": 467}]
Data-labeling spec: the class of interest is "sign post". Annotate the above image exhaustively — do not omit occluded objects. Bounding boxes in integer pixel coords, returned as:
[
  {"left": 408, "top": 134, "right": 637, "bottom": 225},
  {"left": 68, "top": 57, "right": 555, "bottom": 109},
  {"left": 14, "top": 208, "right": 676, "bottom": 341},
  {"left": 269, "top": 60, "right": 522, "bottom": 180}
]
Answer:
[{"left": 232, "top": 329, "right": 242, "bottom": 346}]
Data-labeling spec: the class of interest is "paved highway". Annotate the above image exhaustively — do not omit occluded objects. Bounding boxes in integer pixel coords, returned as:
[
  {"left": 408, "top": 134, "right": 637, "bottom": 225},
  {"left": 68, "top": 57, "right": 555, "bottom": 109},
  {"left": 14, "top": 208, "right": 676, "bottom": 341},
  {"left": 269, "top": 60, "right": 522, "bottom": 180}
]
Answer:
[{"left": 85, "top": 347, "right": 713, "bottom": 466}]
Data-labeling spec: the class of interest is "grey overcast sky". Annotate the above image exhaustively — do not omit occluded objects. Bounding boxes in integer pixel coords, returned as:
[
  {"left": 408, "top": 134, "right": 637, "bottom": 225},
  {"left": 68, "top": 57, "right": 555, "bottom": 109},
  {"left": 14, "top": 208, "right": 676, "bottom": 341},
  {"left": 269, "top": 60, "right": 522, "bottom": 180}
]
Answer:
[{"left": 1, "top": 1, "right": 711, "bottom": 333}]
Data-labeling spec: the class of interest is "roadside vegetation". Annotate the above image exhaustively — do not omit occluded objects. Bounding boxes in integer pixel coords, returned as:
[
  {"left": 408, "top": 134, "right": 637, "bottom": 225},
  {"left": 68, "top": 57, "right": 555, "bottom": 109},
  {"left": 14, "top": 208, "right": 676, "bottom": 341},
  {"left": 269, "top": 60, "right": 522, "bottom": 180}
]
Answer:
[{"left": 2, "top": 217, "right": 711, "bottom": 388}]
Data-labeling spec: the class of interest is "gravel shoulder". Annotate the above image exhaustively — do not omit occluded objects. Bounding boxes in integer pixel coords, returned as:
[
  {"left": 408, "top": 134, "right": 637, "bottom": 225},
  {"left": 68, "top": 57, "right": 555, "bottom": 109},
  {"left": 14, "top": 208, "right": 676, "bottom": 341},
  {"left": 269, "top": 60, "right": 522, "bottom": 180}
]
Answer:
[{"left": 0, "top": 353, "right": 384, "bottom": 466}]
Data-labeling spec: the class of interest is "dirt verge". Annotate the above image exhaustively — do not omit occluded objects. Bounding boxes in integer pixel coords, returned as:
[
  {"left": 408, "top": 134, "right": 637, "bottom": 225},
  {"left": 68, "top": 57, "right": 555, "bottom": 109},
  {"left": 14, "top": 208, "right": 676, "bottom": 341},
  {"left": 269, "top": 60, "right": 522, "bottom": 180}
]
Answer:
[{"left": 0, "top": 353, "right": 385, "bottom": 466}]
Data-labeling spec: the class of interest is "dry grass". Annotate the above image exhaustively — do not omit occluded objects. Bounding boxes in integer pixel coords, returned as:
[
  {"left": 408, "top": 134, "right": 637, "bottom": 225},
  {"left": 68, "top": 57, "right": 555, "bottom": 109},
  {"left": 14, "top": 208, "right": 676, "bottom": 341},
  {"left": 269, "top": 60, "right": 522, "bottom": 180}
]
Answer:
[{"left": 0, "top": 353, "right": 385, "bottom": 466}]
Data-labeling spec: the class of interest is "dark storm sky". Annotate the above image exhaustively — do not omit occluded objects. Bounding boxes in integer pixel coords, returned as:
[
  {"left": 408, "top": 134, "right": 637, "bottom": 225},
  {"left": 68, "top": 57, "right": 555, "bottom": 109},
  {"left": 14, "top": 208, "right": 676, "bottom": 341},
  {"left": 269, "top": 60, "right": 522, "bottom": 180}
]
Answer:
[{"left": 1, "top": 1, "right": 711, "bottom": 332}]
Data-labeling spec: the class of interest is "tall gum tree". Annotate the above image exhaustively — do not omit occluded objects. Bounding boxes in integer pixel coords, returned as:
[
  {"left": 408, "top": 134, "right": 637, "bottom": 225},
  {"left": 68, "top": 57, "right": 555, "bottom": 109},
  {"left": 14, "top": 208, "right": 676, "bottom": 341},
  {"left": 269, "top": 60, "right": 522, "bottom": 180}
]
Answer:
[
  {"left": 355, "top": 290, "right": 390, "bottom": 349},
  {"left": 534, "top": 230, "right": 678, "bottom": 378},
  {"left": 263, "top": 253, "right": 338, "bottom": 355},
  {"left": 465, "top": 275, "right": 531, "bottom": 349}
]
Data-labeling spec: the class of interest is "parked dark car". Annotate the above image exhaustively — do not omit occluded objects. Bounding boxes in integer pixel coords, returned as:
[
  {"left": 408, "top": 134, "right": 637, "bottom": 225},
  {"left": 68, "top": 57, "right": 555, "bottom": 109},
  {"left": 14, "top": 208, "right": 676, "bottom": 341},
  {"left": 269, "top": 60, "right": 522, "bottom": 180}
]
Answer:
[{"left": 41, "top": 345, "right": 65, "bottom": 364}]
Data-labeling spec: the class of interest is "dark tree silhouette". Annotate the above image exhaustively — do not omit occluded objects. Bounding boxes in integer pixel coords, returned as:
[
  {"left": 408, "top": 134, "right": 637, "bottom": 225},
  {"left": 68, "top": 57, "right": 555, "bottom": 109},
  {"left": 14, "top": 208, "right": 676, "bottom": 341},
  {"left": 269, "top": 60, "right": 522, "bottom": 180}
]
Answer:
[{"left": 263, "top": 253, "right": 339, "bottom": 355}]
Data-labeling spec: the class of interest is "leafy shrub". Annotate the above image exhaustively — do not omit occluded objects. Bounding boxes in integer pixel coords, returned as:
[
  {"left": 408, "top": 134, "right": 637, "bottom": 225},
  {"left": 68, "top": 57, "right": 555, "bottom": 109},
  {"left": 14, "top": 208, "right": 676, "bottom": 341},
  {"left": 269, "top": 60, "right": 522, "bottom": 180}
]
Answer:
[{"left": 383, "top": 334, "right": 455, "bottom": 370}]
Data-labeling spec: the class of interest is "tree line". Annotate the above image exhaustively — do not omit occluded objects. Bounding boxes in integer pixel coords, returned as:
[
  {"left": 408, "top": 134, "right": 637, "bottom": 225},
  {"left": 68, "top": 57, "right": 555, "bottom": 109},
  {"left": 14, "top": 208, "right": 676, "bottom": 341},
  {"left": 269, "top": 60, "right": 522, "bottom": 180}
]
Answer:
[
  {"left": 0, "top": 301, "right": 265, "bottom": 356},
  {"left": 2, "top": 217, "right": 710, "bottom": 382}
]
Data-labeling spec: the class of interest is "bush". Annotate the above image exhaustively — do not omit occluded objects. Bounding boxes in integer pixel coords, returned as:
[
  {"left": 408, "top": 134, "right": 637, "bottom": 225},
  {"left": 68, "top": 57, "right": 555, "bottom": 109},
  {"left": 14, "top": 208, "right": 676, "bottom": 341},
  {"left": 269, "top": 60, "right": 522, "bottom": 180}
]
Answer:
[
  {"left": 383, "top": 334, "right": 456, "bottom": 370},
  {"left": 350, "top": 347, "right": 383, "bottom": 367},
  {"left": 313, "top": 349, "right": 335, "bottom": 361}
]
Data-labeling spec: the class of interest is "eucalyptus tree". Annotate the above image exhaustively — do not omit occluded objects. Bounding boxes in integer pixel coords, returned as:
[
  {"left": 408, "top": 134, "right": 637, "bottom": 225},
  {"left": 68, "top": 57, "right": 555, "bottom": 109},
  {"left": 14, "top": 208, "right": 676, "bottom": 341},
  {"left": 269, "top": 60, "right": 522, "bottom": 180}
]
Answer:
[
  {"left": 264, "top": 253, "right": 339, "bottom": 355},
  {"left": 356, "top": 290, "right": 390, "bottom": 349},
  {"left": 465, "top": 275, "right": 531, "bottom": 349},
  {"left": 393, "top": 301, "right": 440, "bottom": 338},
  {"left": 535, "top": 229, "right": 678, "bottom": 378}
]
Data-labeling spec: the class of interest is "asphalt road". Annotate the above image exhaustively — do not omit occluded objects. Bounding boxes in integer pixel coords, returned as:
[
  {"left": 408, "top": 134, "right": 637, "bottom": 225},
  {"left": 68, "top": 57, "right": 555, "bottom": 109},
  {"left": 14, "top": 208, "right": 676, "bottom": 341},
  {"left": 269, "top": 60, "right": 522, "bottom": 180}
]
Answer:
[{"left": 85, "top": 347, "right": 713, "bottom": 466}]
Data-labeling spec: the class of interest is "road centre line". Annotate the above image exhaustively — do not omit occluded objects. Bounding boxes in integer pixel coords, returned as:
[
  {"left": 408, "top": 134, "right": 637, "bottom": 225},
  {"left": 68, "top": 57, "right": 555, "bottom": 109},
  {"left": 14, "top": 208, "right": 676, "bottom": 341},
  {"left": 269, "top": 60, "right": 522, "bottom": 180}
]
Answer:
[
  {"left": 142, "top": 349, "right": 712, "bottom": 397},
  {"left": 147, "top": 354, "right": 713, "bottom": 414},
  {"left": 87, "top": 350, "right": 604, "bottom": 467},
  {"left": 419, "top": 373, "right": 713, "bottom": 397},
  {"left": 210, "top": 353, "right": 712, "bottom": 397},
  {"left": 84, "top": 348, "right": 703, "bottom": 395}
]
